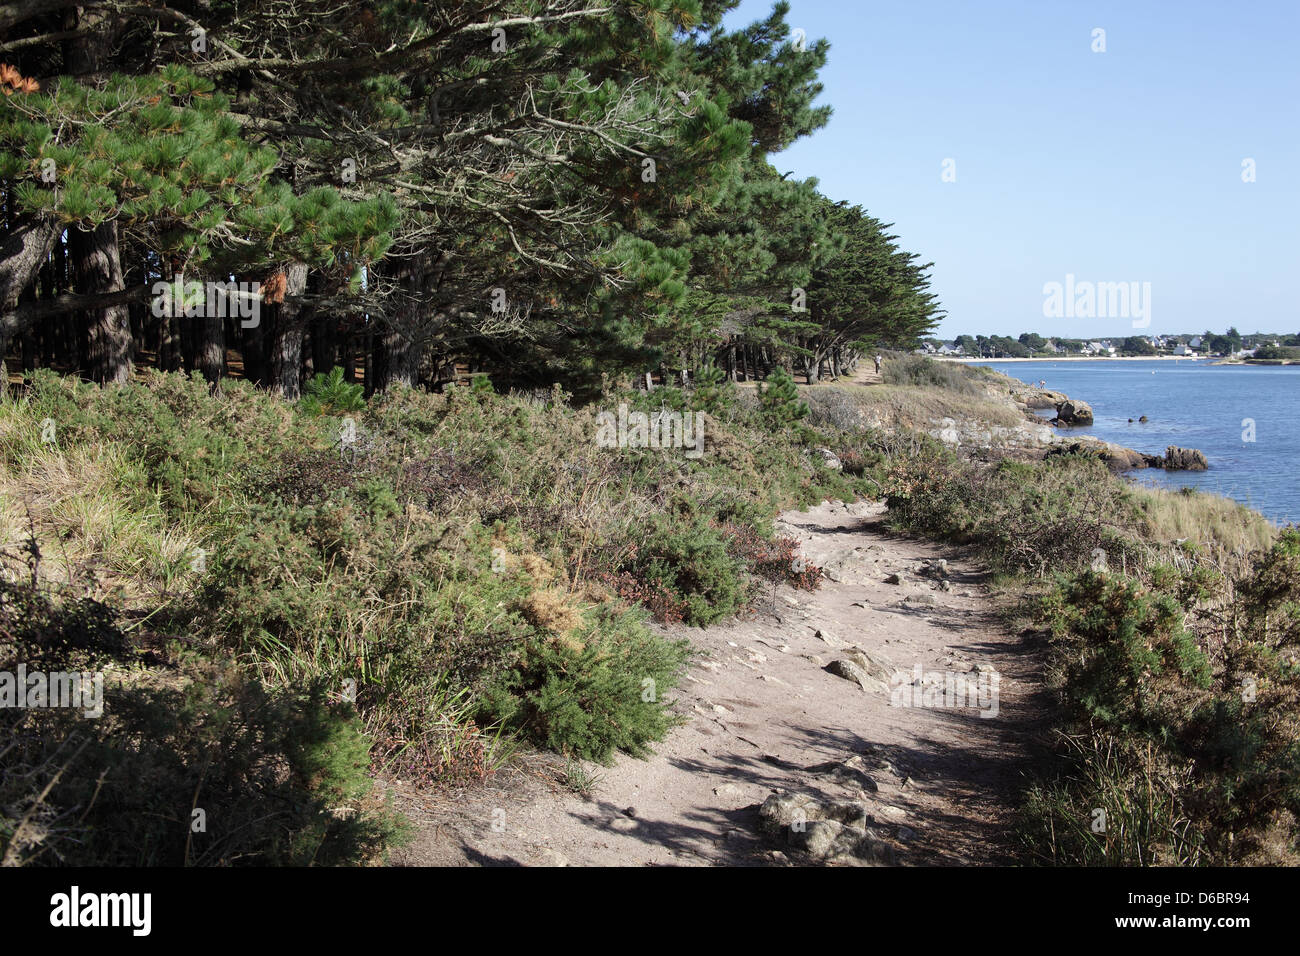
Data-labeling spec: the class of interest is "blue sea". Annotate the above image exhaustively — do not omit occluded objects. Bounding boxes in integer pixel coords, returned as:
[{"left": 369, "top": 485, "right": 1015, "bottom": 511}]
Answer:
[{"left": 970, "top": 359, "right": 1300, "bottom": 526}]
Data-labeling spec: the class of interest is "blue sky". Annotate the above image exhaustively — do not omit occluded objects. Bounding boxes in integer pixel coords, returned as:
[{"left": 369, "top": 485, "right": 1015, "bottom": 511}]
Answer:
[{"left": 724, "top": 0, "right": 1300, "bottom": 340}]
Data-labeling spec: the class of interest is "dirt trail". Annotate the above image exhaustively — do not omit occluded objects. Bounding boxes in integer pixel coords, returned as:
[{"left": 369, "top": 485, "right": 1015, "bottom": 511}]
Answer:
[{"left": 392, "top": 500, "right": 1046, "bottom": 866}]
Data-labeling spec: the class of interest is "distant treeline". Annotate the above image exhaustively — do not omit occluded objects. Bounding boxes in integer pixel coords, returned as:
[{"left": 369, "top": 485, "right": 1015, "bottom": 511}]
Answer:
[{"left": 925, "top": 328, "right": 1300, "bottom": 358}]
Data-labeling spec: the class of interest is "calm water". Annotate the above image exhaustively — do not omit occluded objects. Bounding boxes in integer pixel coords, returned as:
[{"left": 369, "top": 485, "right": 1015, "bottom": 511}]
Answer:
[{"left": 971, "top": 359, "right": 1300, "bottom": 526}]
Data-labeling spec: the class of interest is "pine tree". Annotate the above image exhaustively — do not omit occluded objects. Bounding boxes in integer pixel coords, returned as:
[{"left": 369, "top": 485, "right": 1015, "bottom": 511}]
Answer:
[{"left": 757, "top": 366, "right": 808, "bottom": 428}]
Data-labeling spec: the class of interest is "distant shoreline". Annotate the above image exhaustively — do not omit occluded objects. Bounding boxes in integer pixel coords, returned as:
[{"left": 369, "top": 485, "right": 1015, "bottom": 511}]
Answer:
[{"left": 932, "top": 355, "right": 1206, "bottom": 363}]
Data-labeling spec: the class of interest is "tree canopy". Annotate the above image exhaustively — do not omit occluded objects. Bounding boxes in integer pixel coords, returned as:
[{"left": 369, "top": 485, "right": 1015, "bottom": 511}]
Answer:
[{"left": 1, "top": 0, "right": 943, "bottom": 394}]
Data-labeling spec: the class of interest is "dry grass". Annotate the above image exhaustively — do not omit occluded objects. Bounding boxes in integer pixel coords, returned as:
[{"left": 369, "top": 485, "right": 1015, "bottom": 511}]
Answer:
[
  {"left": 0, "top": 441, "right": 206, "bottom": 604},
  {"left": 1128, "top": 484, "right": 1278, "bottom": 574},
  {"left": 842, "top": 383, "right": 1027, "bottom": 431}
]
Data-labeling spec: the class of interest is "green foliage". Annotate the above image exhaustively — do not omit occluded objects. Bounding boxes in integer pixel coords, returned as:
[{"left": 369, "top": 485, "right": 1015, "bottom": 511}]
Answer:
[
  {"left": 301, "top": 366, "right": 366, "bottom": 416},
  {"left": 1041, "top": 572, "right": 1211, "bottom": 730},
  {"left": 480, "top": 607, "right": 690, "bottom": 764},
  {"left": 882, "top": 354, "right": 988, "bottom": 394},
  {"left": 0, "top": 579, "right": 401, "bottom": 866},
  {"left": 757, "top": 367, "right": 809, "bottom": 429},
  {"left": 885, "top": 448, "right": 1137, "bottom": 576},
  {"left": 1023, "top": 531, "right": 1300, "bottom": 865},
  {"left": 625, "top": 514, "right": 753, "bottom": 626},
  {"left": 689, "top": 363, "right": 738, "bottom": 415},
  {"left": 1252, "top": 345, "right": 1300, "bottom": 361}
]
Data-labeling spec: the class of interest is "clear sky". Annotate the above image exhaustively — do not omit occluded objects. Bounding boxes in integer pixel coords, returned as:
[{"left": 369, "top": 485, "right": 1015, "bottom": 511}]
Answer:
[{"left": 724, "top": 0, "right": 1300, "bottom": 340}]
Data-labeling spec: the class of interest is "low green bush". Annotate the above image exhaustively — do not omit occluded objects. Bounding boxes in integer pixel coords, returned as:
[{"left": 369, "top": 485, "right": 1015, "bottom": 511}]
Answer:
[{"left": 1024, "top": 531, "right": 1300, "bottom": 865}]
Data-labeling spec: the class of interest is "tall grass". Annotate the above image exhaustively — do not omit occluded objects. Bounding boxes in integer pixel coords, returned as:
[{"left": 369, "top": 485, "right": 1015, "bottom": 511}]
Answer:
[{"left": 881, "top": 353, "right": 992, "bottom": 395}]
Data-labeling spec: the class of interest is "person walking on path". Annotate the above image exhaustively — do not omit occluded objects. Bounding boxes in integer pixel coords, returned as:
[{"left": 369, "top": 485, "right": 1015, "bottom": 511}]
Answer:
[{"left": 874, "top": 354, "right": 882, "bottom": 374}]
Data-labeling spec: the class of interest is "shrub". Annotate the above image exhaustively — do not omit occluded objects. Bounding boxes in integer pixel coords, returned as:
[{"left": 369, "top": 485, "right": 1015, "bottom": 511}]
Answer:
[
  {"left": 301, "top": 366, "right": 365, "bottom": 416},
  {"left": 757, "top": 367, "right": 809, "bottom": 429},
  {"left": 885, "top": 448, "right": 1138, "bottom": 576},
  {"left": 1025, "top": 533, "right": 1300, "bottom": 864},
  {"left": 619, "top": 514, "right": 752, "bottom": 626},
  {"left": 478, "top": 606, "right": 689, "bottom": 763},
  {"left": 881, "top": 354, "right": 987, "bottom": 395},
  {"left": 0, "top": 579, "right": 402, "bottom": 866}
]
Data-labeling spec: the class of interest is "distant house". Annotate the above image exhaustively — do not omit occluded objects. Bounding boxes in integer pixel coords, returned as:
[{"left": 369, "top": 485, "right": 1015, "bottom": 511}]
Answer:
[
  {"left": 1086, "top": 341, "right": 1116, "bottom": 356},
  {"left": 1188, "top": 336, "right": 1203, "bottom": 349},
  {"left": 1174, "top": 344, "right": 1195, "bottom": 356}
]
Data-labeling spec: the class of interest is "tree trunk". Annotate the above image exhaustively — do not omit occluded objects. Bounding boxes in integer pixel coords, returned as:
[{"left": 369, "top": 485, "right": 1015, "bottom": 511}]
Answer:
[
  {"left": 240, "top": 293, "right": 265, "bottom": 385},
  {"left": 0, "top": 216, "right": 61, "bottom": 341},
  {"left": 370, "top": 256, "right": 427, "bottom": 393},
  {"left": 69, "top": 222, "right": 132, "bottom": 384},
  {"left": 18, "top": 277, "right": 37, "bottom": 371},
  {"left": 312, "top": 313, "right": 338, "bottom": 378},
  {"left": 196, "top": 305, "right": 224, "bottom": 385},
  {"left": 372, "top": 324, "right": 420, "bottom": 391},
  {"left": 269, "top": 262, "right": 310, "bottom": 399}
]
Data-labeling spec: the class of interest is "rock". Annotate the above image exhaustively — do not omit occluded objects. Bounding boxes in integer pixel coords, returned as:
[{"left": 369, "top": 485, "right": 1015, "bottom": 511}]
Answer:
[
  {"left": 1139, "top": 415, "right": 1149, "bottom": 422},
  {"left": 825, "top": 648, "right": 895, "bottom": 693},
  {"left": 825, "top": 658, "right": 887, "bottom": 693},
  {"left": 919, "top": 559, "right": 949, "bottom": 579},
  {"left": 812, "top": 447, "right": 843, "bottom": 471},
  {"left": 814, "top": 754, "right": 880, "bottom": 791},
  {"left": 536, "top": 849, "right": 570, "bottom": 867},
  {"left": 1162, "top": 446, "right": 1208, "bottom": 471},
  {"left": 1052, "top": 398, "right": 1094, "bottom": 426},
  {"left": 797, "top": 819, "right": 846, "bottom": 859},
  {"left": 713, "top": 783, "right": 745, "bottom": 799},
  {"left": 759, "top": 793, "right": 823, "bottom": 831},
  {"left": 884, "top": 572, "right": 902, "bottom": 585},
  {"left": 815, "top": 628, "right": 849, "bottom": 649},
  {"left": 904, "top": 592, "right": 937, "bottom": 606},
  {"left": 1047, "top": 439, "right": 1161, "bottom": 473},
  {"left": 804, "top": 822, "right": 894, "bottom": 864},
  {"left": 1095, "top": 443, "right": 1149, "bottom": 470},
  {"left": 760, "top": 793, "right": 870, "bottom": 832},
  {"left": 843, "top": 647, "right": 893, "bottom": 675}
]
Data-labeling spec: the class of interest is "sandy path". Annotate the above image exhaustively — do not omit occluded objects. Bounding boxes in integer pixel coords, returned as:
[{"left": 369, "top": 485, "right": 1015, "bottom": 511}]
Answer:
[{"left": 391, "top": 500, "right": 1046, "bottom": 866}]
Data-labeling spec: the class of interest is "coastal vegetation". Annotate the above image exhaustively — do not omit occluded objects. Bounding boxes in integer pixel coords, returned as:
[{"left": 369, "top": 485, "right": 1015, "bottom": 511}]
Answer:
[
  {"left": 1, "top": 0, "right": 1295, "bottom": 870},
  {"left": 876, "top": 362, "right": 1297, "bottom": 866},
  {"left": 4, "top": 353, "right": 1295, "bottom": 866}
]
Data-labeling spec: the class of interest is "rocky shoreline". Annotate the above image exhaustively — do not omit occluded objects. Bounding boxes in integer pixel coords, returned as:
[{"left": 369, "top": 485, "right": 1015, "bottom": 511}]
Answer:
[{"left": 926, "top": 370, "right": 1209, "bottom": 473}]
